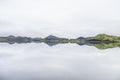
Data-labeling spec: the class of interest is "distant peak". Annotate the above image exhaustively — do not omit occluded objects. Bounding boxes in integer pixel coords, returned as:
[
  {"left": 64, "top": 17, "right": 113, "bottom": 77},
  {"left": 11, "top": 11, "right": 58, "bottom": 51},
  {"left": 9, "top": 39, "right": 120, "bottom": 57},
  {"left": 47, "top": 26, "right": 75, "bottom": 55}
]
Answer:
[
  {"left": 77, "top": 37, "right": 85, "bottom": 40},
  {"left": 46, "top": 35, "right": 58, "bottom": 39}
]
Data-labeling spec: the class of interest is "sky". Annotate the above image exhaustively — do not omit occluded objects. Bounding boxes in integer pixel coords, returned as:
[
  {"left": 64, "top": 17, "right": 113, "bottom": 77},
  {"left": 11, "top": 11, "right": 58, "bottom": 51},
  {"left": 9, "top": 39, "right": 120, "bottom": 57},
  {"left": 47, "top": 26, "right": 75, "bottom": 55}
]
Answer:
[{"left": 0, "top": 0, "right": 120, "bottom": 38}]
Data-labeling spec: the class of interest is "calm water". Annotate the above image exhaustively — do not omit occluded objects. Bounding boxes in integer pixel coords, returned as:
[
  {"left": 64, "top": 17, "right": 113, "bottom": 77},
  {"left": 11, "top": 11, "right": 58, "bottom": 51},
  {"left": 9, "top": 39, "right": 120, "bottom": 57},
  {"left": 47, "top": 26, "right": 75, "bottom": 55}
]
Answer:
[{"left": 0, "top": 43, "right": 120, "bottom": 80}]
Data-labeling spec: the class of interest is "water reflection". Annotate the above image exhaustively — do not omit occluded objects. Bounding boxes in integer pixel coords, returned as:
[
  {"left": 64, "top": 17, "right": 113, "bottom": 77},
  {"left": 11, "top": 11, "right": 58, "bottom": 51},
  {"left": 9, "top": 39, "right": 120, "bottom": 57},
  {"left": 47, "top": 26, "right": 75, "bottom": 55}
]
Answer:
[
  {"left": 0, "top": 35, "right": 120, "bottom": 80},
  {"left": 0, "top": 43, "right": 120, "bottom": 80},
  {"left": 0, "top": 35, "right": 119, "bottom": 50}
]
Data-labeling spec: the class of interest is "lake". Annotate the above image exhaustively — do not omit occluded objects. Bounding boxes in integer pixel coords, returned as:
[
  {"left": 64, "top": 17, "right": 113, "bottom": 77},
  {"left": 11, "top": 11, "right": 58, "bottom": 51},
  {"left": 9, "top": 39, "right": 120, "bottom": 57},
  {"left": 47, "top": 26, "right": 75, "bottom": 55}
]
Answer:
[{"left": 0, "top": 43, "right": 120, "bottom": 80}]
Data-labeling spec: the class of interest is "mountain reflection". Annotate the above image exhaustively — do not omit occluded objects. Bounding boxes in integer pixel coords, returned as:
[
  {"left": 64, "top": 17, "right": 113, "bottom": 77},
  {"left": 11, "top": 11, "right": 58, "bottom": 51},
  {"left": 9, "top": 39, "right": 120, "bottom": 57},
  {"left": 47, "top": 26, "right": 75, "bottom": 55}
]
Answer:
[{"left": 0, "top": 35, "right": 120, "bottom": 50}]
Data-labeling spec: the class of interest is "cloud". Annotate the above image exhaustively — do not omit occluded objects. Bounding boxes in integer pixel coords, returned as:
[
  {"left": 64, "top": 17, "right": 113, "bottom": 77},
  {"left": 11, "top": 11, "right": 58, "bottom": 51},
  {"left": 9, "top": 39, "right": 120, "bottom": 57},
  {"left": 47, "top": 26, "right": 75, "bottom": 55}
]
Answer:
[{"left": 0, "top": 0, "right": 120, "bottom": 37}]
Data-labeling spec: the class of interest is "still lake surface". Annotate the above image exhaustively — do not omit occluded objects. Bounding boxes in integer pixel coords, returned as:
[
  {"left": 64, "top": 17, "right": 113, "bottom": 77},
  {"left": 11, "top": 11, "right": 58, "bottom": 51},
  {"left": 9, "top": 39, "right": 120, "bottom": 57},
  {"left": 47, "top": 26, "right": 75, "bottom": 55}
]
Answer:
[{"left": 0, "top": 43, "right": 120, "bottom": 80}]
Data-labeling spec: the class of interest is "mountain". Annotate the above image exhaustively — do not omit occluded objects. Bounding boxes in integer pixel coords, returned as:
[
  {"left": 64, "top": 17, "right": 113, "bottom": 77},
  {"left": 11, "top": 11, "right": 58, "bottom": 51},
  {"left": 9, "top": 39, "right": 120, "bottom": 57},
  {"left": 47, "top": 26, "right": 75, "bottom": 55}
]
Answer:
[
  {"left": 45, "top": 35, "right": 58, "bottom": 39},
  {"left": 77, "top": 37, "right": 85, "bottom": 40}
]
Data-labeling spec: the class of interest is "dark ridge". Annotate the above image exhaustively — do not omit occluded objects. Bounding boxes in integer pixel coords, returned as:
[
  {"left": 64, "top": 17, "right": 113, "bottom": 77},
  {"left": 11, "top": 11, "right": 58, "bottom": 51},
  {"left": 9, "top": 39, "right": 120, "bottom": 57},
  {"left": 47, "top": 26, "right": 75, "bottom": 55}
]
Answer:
[
  {"left": 45, "top": 35, "right": 58, "bottom": 39},
  {"left": 0, "top": 34, "right": 119, "bottom": 50},
  {"left": 77, "top": 37, "right": 85, "bottom": 40}
]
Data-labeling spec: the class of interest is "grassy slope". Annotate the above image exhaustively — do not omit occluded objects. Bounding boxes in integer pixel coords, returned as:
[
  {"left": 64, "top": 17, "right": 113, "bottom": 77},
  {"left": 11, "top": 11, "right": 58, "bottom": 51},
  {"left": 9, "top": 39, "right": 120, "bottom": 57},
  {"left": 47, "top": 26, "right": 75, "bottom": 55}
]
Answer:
[
  {"left": 90, "top": 34, "right": 120, "bottom": 43},
  {"left": 87, "top": 34, "right": 120, "bottom": 49}
]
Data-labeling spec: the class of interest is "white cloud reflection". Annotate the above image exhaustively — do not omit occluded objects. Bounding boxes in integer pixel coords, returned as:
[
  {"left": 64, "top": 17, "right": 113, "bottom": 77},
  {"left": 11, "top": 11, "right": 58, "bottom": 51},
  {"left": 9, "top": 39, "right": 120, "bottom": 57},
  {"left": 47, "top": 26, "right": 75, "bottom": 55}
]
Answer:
[{"left": 0, "top": 44, "right": 120, "bottom": 80}]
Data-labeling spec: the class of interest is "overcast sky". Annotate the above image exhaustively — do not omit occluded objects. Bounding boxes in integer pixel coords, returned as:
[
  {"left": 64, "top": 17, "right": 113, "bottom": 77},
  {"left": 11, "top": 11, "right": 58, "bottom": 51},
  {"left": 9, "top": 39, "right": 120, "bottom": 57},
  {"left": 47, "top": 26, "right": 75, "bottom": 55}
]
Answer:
[{"left": 0, "top": 0, "right": 120, "bottom": 37}]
